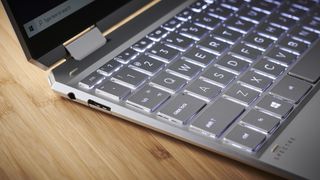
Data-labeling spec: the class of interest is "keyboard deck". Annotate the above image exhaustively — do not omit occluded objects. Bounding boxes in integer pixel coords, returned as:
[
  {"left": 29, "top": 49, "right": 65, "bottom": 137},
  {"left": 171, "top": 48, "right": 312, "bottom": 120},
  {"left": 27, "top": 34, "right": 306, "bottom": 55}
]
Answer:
[{"left": 78, "top": 0, "right": 320, "bottom": 153}]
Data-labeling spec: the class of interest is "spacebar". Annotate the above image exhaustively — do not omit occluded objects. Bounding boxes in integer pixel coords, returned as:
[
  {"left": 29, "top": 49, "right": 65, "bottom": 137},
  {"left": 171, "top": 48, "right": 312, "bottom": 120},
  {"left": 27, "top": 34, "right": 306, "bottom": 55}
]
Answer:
[{"left": 289, "top": 40, "right": 320, "bottom": 83}]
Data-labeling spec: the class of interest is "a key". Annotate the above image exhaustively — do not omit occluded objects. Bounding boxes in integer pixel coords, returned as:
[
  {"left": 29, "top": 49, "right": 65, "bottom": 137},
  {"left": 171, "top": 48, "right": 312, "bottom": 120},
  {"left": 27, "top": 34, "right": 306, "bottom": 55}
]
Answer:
[
  {"left": 256, "top": 95, "right": 293, "bottom": 118},
  {"left": 111, "top": 67, "right": 148, "bottom": 89},
  {"left": 158, "top": 94, "right": 206, "bottom": 125},
  {"left": 237, "top": 7, "right": 266, "bottom": 24},
  {"left": 182, "top": 48, "right": 216, "bottom": 67},
  {"left": 167, "top": 59, "right": 202, "bottom": 80},
  {"left": 265, "top": 48, "right": 297, "bottom": 66},
  {"left": 225, "top": 17, "right": 255, "bottom": 34},
  {"left": 206, "top": 4, "right": 234, "bottom": 20},
  {"left": 79, "top": 72, "right": 105, "bottom": 89},
  {"left": 147, "top": 27, "right": 169, "bottom": 42},
  {"left": 256, "top": 22, "right": 285, "bottom": 40},
  {"left": 185, "top": 79, "right": 221, "bottom": 101},
  {"left": 280, "top": 5, "right": 306, "bottom": 21},
  {"left": 192, "top": 13, "right": 221, "bottom": 30},
  {"left": 176, "top": 9, "right": 194, "bottom": 22},
  {"left": 268, "top": 13, "right": 296, "bottom": 30},
  {"left": 150, "top": 72, "right": 187, "bottom": 93},
  {"left": 290, "top": 27, "right": 319, "bottom": 44},
  {"left": 162, "top": 18, "right": 183, "bottom": 31},
  {"left": 270, "top": 75, "right": 311, "bottom": 103},
  {"left": 114, "top": 48, "right": 139, "bottom": 64},
  {"left": 97, "top": 60, "right": 122, "bottom": 76},
  {"left": 190, "top": 0, "right": 208, "bottom": 13},
  {"left": 96, "top": 80, "right": 131, "bottom": 101},
  {"left": 146, "top": 44, "right": 180, "bottom": 63},
  {"left": 211, "top": 26, "right": 243, "bottom": 44},
  {"left": 243, "top": 33, "right": 273, "bottom": 51},
  {"left": 250, "top": 1, "right": 277, "bottom": 14},
  {"left": 279, "top": 36, "right": 308, "bottom": 55},
  {"left": 239, "top": 71, "right": 273, "bottom": 91},
  {"left": 178, "top": 22, "right": 208, "bottom": 41},
  {"left": 198, "top": 36, "right": 230, "bottom": 55},
  {"left": 201, "top": 66, "right": 236, "bottom": 87},
  {"left": 190, "top": 98, "right": 245, "bottom": 138},
  {"left": 129, "top": 55, "right": 164, "bottom": 75},
  {"left": 216, "top": 55, "right": 249, "bottom": 74},
  {"left": 127, "top": 85, "right": 170, "bottom": 112},
  {"left": 230, "top": 43, "right": 262, "bottom": 62},
  {"left": 241, "top": 109, "right": 280, "bottom": 134},
  {"left": 224, "top": 84, "right": 260, "bottom": 105},
  {"left": 132, "top": 37, "right": 154, "bottom": 52},
  {"left": 252, "top": 60, "right": 285, "bottom": 78},
  {"left": 289, "top": 40, "right": 320, "bottom": 83},
  {"left": 163, "top": 33, "right": 195, "bottom": 51},
  {"left": 224, "top": 125, "right": 266, "bottom": 152}
]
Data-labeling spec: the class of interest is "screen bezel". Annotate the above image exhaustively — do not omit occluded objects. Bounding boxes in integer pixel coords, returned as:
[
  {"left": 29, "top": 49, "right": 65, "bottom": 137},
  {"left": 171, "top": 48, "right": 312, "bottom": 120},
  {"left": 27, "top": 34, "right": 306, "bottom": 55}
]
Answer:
[{"left": 1, "top": 0, "right": 152, "bottom": 69}]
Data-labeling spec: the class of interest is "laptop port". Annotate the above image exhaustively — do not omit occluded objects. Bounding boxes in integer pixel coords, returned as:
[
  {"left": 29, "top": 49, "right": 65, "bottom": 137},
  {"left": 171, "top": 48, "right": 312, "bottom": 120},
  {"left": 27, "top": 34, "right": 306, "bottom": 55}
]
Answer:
[
  {"left": 88, "top": 99, "right": 111, "bottom": 111},
  {"left": 67, "top": 92, "right": 76, "bottom": 100}
]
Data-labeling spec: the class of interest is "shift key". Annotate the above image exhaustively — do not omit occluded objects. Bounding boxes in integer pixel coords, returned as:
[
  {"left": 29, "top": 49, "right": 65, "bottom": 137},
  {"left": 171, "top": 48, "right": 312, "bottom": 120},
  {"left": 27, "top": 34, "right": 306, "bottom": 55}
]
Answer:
[
  {"left": 289, "top": 40, "right": 320, "bottom": 83},
  {"left": 190, "top": 98, "right": 245, "bottom": 138}
]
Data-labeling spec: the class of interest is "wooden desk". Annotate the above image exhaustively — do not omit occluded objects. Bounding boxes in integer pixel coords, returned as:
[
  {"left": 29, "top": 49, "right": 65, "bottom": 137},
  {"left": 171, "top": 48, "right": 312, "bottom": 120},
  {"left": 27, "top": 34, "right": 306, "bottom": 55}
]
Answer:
[{"left": 0, "top": 4, "right": 278, "bottom": 180}]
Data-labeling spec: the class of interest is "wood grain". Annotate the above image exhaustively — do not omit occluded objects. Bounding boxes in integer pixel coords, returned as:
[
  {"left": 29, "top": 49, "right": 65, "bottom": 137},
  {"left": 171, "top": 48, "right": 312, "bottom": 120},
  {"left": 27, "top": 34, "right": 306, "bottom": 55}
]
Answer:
[{"left": 0, "top": 3, "right": 280, "bottom": 180}]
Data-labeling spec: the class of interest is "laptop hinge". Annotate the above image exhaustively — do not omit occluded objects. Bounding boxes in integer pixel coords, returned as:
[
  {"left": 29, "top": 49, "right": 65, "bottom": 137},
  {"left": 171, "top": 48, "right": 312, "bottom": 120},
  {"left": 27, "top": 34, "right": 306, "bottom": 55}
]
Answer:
[{"left": 64, "top": 26, "right": 106, "bottom": 60}]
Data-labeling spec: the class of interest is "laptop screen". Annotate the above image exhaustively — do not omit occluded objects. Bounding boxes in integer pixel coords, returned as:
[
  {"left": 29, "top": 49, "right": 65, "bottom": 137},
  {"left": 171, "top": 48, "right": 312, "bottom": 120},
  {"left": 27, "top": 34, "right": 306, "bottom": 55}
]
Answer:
[
  {"left": 2, "top": 0, "right": 151, "bottom": 68},
  {"left": 21, "top": 0, "right": 95, "bottom": 38},
  {"left": 7, "top": 0, "right": 129, "bottom": 39}
]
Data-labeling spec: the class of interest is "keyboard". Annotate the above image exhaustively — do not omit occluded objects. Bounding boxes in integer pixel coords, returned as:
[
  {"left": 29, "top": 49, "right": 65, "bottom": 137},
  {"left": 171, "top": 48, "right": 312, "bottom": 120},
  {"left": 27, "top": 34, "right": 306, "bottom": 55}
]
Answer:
[{"left": 78, "top": 0, "right": 320, "bottom": 153}]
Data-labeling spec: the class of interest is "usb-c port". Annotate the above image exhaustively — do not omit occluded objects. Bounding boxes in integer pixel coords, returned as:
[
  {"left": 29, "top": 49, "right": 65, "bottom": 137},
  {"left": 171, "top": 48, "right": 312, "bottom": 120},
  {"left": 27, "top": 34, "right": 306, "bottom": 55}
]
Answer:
[{"left": 88, "top": 99, "right": 111, "bottom": 111}]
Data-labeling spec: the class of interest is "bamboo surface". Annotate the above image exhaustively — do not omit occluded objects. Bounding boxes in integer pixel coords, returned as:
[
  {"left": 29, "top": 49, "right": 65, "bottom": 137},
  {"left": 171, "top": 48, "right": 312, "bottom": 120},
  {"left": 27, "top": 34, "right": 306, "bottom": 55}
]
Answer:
[{"left": 0, "top": 3, "right": 279, "bottom": 180}]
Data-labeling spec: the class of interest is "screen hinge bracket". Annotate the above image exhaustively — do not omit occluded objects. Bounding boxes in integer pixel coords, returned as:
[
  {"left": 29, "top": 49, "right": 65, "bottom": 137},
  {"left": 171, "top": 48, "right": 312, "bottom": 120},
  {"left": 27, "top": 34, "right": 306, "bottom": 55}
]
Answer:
[{"left": 64, "top": 26, "right": 106, "bottom": 60}]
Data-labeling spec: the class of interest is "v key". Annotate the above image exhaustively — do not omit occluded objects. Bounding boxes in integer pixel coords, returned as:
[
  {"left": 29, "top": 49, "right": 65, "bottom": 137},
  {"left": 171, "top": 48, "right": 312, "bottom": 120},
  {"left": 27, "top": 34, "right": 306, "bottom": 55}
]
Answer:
[{"left": 265, "top": 48, "right": 297, "bottom": 66}]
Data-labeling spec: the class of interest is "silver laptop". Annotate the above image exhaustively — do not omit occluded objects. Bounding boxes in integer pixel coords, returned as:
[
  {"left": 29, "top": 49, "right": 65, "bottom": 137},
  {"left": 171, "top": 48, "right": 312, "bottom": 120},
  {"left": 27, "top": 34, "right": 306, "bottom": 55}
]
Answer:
[{"left": 2, "top": 0, "right": 320, "bottom": 179}]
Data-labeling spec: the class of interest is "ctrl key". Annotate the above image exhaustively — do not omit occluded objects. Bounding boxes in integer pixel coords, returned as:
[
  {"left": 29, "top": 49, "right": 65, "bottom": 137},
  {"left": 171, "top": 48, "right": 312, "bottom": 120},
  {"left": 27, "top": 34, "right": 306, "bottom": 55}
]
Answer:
[{"left": 224, "top": 125, "right": 266, "bottom": 152}]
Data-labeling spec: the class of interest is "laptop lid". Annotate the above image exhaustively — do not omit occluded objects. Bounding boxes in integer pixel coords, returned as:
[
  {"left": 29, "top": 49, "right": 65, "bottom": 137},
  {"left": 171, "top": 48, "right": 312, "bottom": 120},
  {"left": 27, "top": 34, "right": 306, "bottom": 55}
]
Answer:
[{"left": 1, "top": 0, "right": 152, "bottom": 69}]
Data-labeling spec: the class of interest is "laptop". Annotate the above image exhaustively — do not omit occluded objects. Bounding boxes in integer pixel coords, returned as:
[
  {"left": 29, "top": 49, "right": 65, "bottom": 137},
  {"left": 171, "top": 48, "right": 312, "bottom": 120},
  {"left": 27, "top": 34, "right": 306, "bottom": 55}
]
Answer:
[{"left": 2, "top": 0, "right": 320, "bottom": 179}]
